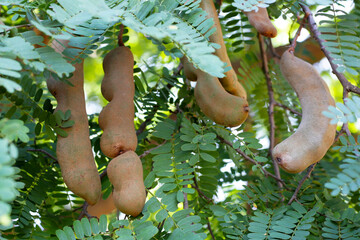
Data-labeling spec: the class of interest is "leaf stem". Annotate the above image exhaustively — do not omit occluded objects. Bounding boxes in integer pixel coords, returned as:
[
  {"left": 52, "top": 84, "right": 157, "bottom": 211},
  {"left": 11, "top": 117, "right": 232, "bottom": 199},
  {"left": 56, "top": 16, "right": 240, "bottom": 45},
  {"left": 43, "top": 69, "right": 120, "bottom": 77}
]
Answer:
[
  {"left": 300, "top": 3, "right": 360, "bottom": 95},
  {"left": 258, "top": 34, "right": 283, "bottom": 189},
  {"left": 217, "top": 136, "right": 287, "bottom": 188},
  {"left": 288, "top": 163, "right": 317, "bottom": 205}
]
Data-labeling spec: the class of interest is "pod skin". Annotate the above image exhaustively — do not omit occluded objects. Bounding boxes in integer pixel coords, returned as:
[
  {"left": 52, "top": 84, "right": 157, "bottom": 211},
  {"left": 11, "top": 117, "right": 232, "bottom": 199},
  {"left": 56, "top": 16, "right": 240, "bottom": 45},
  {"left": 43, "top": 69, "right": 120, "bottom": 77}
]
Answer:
[
  {"left": 200, "top": 0, "right": 247, "bottom": 98},
  {"left": 245, "top": 7, "right": 277, "bottom": 38},
  {"left": 99, "top": 46, "right": 137, "bottom": 158},
  {"left": 107, "top": 151, "right": 146, "bottom": 217},
  {"left": 181, "top": 56, "right": 248, "bottom": 127},
  {"left": 47, "top": 40, "right": 101, "bottom": 205},
  {"left": 272, "top": 50, "right": 336, "bottom": 173},
  {"left": 88, "top": 193, "right": 116, "bottom": 217}
]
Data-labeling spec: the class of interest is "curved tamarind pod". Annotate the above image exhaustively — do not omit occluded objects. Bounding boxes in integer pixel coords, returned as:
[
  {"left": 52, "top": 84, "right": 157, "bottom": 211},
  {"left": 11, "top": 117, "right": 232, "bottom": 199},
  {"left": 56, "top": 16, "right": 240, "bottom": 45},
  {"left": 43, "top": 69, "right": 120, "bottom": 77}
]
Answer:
[
  {"left": 200, "top": 0, "right": 247, "bottom": 98},
  {"left": 87, "top": 193, "right": 116, "bottom": 217},
  {"left": 99, "top": 46, "right": 137, "bottom": 158},
  {"left": 181, "top": 56, "right": 199, "bottom": 82},
  {"left": 47, "top": 40, "right": 101, "bottom": 205},
  {"left": 189, "top": 57, "right": 248, "bottom": 126},
  {"left": 107, "top": 151, "right": 146, "bottom": 217},
  {"left": 272, "top": 50, "right": 336, "bottom": 173},
  {"left": 245, "top": 7, "right": 277, "bottom": 38}
]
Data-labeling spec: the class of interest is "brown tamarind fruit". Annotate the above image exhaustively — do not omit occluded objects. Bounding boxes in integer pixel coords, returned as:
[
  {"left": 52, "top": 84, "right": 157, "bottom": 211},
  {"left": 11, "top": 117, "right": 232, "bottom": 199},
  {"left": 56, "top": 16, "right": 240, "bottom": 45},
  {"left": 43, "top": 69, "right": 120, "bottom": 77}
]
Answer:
[
  {"left": 182, "top": 57, "right": 249, "bottom": 127},
  {"left": 47, "top": 40, "right": 101, "bottom": 205},
  {"left": 245, "top": 7, "right": 277, "bottom": 38},
  {"left": 99, "top": 46, "right": 137, "bottom": 158},
  {"left": 87, "top": 193, "right": 116, "bottom": 217},
  {"left": 194, "top": 68, "right": 249, "bottom": 127},
  {"left": 33, "top": 27, "right": 50, "bottom": 48},
  {"left": 272, "top": 50, "right": 336, "bottom": 173},
  {"left": 200, "top": 0, "right": 247, "bottom": 98},
  {"left": 107, "top": 151, "right": 146, "bottom": 217},
  {"left": 181, "top": 0, "right": 249, "bottom": 127}
]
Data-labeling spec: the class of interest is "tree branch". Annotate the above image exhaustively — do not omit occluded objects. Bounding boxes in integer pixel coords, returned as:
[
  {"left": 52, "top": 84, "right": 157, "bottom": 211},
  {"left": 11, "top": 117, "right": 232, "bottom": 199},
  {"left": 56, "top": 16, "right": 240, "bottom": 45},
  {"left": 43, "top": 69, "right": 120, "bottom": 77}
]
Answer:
[
  {"left": 258, "top": 34, "right": 283, "bottom": 189},
  {"left": 288, "top": 163, "right": 317, "bottom": 205},
  {"left": 138, "top": 141, "right": 167, "bottom": 159},
  {"left": 27, "top": 148, "right": 58, "bottom": 163},
  {"left": 192, "top": 176, "right": 214, "bottom": 203},
  {"left": 300, "top": 4, "right": 360, "bottom": 95},
  {"left": 136, "top": 118, "right": 152, "bottom": 136},
  {"left": 217, "top": 136, "right": 287, "bottom": 187},
  {"left": 183, "top": 185, "right": 189, "bottom": 209},
  {"left": 289, "top": 11, "right": 309, "bottom": 51},
  {"left": 274, "top": 101, "right": 302, "bottom": 116},
  {"left": 117, "top": 24, "right": 124, "bottom": 47},
  {"left": 207, "top": 219, "right": 215, "bottom": 240}
]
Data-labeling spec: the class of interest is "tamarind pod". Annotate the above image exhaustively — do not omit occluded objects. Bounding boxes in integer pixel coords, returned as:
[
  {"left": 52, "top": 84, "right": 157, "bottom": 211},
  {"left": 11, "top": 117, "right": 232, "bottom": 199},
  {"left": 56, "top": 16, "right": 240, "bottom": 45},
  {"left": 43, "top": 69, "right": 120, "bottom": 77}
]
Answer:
[
  {"left": 181, "top": 57, "right": 199, "bottom": 82},
  {"left": 200, "top": 0, "right": 247, "bottom": 98},
  {"left": 245, "top": 8, "right": 277, "bottom": 38},
  {"left": 272, "top": 50, "right": 336, "bottom": 173},
  {"left": 33, "top": 27, "right": 50, "bottom": 47},
  {"left": 194, "top": 69, "right": 249, "bottom": 127},
  {"left": 47, "top": 40, "right": 101, "bottom": 204},
  {"left": 101, "top": 46, "right": 134, "bottom": 102},
  {"left": 99, "top": 46, "right": 137, "bottom": 158},
  {"left": 107, "top": 151, "right": 146, "bottom": 217},
  {"left": 87, "top": 193, "right": 116, "bottom": 217}
]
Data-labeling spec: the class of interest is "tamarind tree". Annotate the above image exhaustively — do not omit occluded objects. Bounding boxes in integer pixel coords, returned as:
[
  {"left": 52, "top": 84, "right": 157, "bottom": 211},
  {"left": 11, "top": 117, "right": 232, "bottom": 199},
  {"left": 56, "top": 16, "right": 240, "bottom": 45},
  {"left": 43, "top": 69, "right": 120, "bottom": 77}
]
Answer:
[{"left": 1, "top": 0, "right": 360, "bottom": 239}]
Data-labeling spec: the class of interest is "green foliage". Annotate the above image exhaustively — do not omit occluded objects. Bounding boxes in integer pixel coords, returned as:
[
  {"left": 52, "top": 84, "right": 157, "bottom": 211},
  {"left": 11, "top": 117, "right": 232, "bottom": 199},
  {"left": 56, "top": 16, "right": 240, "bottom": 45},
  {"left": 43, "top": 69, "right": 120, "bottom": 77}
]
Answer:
[
  {"left": 232, "top": 0, "right": 275, "bottom": 12},
  {"left": 317, "top": 1, "right": 360, "bottom": 75},
  {"left": 0, "top": 139, "right": 23, "bottom": 229},
  {"left": 56, "top": 215, "right": 108, "bottom": 239},
  {"left": 325, "top": 155, "right": 360, "bottom": 197},
  {"left": 322, "top": 208, "right": 360, "bottom": 239},
  {"left": 247, "top": 202, "right": 319, "bottom": 240},
  {"left": 220, "top": 4, "right": 256, "bottom": 53},
  {"left": 323, "top": 96, "right": 360, "bottom": 124}
]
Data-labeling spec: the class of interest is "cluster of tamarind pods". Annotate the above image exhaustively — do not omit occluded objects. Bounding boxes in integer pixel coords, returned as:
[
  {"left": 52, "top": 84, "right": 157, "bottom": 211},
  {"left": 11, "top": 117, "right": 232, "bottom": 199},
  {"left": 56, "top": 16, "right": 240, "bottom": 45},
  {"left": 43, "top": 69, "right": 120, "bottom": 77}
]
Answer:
[
  {"left": 48, "top": 40, "right": 145, "bottom": 217},
  {"left": 46, "top": 0, "right": 337, "bottom": 217}
]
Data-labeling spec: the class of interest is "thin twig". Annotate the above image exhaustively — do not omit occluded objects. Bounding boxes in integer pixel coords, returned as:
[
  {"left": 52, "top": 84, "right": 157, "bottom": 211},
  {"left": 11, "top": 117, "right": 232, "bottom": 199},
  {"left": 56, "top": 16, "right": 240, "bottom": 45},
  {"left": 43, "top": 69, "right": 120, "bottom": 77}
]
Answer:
[
  {"left": 99, "top": 168, "right": 107, "bottom": 180},
  {"left": 183, "top": 185, "right": 189, "bottom": 209},
  {"left": 138, "top": 141, "right": 167, "bottom": 159},
  {"left": 274, "top": 101, "right": 302, "bottom": 116},
  {"left": 258, "top": 34, "right": 283, "bottom": 189},
  {"left": 268, "top": 39, "right": 281, "bottom": 59},
  {"left": 300, "top": 4, "right": 360, "bottom": 95},
  {"left": 117, "top": 24, "right": 124, "bottom": 47},
  {"left": 192, "top": 177, "right": 213, "bottom": 203},
  {"left": 207, "top": 219, "right": 215, "bottom": 240},
  {"left": 27, "top": 148, "right": 58, "bottom": 162},
  {"left": 77, "top": 202, "right": 93, "bottom": 220},
  {"left": 288, "top": 163, "right": 317, "bottom": 205},
  {"left": 1, "top": 24, "right": 32, "bottom": 33},
  {"left": 289, "top": 12, "right": 309, "bottom": 51},
  {"left": 136, "top": 118, "right": 152, "bottom": 136},
  {"left": 218, "top": 136, "right": 287, "bottom": 187}
]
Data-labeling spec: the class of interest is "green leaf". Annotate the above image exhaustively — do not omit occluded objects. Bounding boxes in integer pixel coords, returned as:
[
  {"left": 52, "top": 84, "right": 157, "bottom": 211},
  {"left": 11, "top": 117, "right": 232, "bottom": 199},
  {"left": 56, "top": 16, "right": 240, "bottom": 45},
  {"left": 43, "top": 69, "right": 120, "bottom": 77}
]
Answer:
[
  {"left": 99, "top": 215, "right": 107, "bottom": 232},
  {"left": 81, "top": 217, "right": 92, "bottom": 237},
  {"left": 55, "top": 230, "right": 67, "bottom": 240},
  {"left": 177, "top": 190, "right": 184, "bottom": 202},
  {"left": 199, "top": 152, "right": 216, "bottom": 163},
  {"left": 181, "top": 143, "right": 197, "bottom": 151},
  {"left": 90, "top": 218, "right": 100, "bottom": 235},
  {"left": 73, "top": 220, "right": 85, "bottom": 238},
  {"left": 155, "top": 209, "right": 168, "bottom": 222},
  {"left": 63, "top": 226, "right": 76, "bottom": 240},
  {"left": 54, "top": 127, "right": 68, "bottom": 138},
  {"left": 0, "top": 119, "right": 30, "bottom": 142},
  {"left": 144, "top": 171, "right": 156, "bottom": 188}
]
